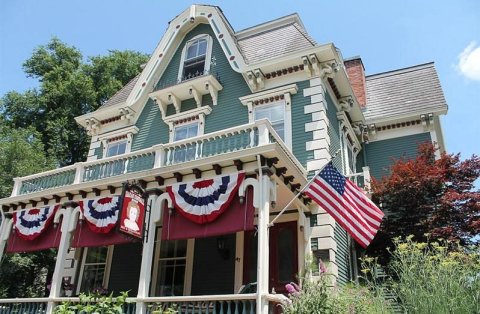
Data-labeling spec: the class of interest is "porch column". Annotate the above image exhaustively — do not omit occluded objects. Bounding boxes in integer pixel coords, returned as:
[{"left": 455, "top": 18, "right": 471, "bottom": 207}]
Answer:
[
  {"left": 46, "top": 205, "right": 76, "bottom": 314},
  {"left": 256, "top": 172, "right": 271, "bottom": 314},
  {"left": 136, "top": 193, "right": 165, "bottom": 314},
  {"left": 0, "top": 216, "right": 13, "bottom": 263}
]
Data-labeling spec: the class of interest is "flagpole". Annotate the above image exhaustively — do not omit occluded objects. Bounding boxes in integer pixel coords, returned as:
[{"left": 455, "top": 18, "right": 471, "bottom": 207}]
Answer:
[{"left": 268, "top": 149, "right": 341, "bottom": 227}]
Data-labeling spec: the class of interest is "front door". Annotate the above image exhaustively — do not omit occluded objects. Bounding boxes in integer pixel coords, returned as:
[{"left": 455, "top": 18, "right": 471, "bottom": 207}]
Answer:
[{"left": 243, "top": 221, "right": 298, "bottom": 294}]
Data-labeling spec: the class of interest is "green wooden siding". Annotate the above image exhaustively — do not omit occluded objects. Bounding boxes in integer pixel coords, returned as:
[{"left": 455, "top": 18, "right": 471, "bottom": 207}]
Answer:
[
  {"left": 325, "top": 92, "right": 343, "bottom": 172},
  {"left": 93, "top": 144, "right": 103, "bottom": 159},
  {"left": 131, "top": 99, "right": 168, "bottom": 152},
  {"left": 325, "top": 91, "right": 352, "bottom": 285},
  {"left": 365, "top": 132, "right": 431, "bottom": 180},
  {"left": 291, "top": 80, "right": 314, "bottom": 167},
  {"left": 334, "top": 224, "right": 351, "bottom": 285},
  {"left": 131, "top": 23, "right": 252, "bottom": 151}
]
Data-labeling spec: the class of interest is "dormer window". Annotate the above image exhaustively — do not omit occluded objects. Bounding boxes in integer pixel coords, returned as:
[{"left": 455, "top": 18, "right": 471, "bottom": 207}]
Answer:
[{"left": 179, "top": 35, "right": 213, "bottom": 81}]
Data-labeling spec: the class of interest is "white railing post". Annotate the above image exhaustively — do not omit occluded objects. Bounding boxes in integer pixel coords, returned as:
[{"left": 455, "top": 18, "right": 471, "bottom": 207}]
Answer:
[
  {"left": 257, "top": 122, "right": 269, "bottom": 146},
  {"left": 0, "top": 217, "right": 13, "bottom": 264},
  {"left": 73, "top": 162, "right": 85, "bottom": 184},
  {"left": 46, "top": 207, "right": 75, "bottom": 314},
  {"left": 256, "top": 170, "right": 271, "bottom": 314},
  {"left": 11, "top": 178, "right": 22, "bottom": 196},
  {"left": 153, "top": 145, "right": 165, "bottom": 169},
  {"left": 362, "top": 166, "right": 371, "bottom": 191},
  {"left": 136, "top": 194, "right": 163, "bottom": 314}
]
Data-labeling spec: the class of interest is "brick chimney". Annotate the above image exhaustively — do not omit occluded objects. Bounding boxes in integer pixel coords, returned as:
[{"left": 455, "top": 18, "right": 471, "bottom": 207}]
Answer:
[{"left": 344, "top": 57, "right": 367, "bottom": 109}]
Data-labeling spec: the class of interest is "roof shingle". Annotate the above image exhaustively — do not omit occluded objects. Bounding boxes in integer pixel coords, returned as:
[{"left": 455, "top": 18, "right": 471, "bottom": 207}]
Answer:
[
  {"left": 237, "top": 22, "right": 316, "bottom": 64},
  {"left": 364, "top": 63, "right": 447, "bottom": 122},
  {"left": 99, "top": 75, "right": 140, "bottom": 109}
]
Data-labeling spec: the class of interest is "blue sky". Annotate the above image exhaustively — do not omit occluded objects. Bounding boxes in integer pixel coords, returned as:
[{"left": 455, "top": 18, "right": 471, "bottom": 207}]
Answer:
[{"left": 1, "top": 0, "right": 479, "bottom": 158}]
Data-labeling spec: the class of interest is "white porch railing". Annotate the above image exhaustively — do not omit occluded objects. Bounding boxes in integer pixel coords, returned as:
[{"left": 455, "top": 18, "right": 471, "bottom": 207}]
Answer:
[
  {"left": 0, "top": 293, "right": 287, "bottom": 314},
  {"left": 10, "top": 119, "right": 306, "bottom": 198}
]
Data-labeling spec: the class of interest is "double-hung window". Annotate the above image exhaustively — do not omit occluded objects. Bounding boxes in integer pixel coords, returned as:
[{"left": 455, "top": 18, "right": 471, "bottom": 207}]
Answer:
[
  {"left": 182, "top": 38, "right": 208, "bottom": 79},
  {"left": 173, "top": 122, "right": 199, "bottom": 163},
  {"left": 254, "top": 102, "right": 285, "bottom": 141},
  {"left": 154, "top": 240, "right": 188, "bottom": 296},
  {"left": 77, "top": 246, "right": 112, "bottom": 294}
]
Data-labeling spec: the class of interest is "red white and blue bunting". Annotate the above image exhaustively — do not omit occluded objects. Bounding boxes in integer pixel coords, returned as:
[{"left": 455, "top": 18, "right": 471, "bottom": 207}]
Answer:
[
  {"left": 79, "top": 196, "right": 121, "bottom": 234},
  {"left": 167, "top": 172, "right": 245, "bottom": 224},
  {"left": 13, "top": 205, "right": 59, "bottom": 240}
]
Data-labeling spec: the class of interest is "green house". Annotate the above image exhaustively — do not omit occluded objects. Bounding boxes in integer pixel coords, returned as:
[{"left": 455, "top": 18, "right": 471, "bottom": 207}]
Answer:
[{"left": 0, "top": 5, "right": 447, "bottom": 313}]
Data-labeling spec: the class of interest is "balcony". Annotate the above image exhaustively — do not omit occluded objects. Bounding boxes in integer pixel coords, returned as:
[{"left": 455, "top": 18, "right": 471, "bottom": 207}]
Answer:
[
  {"left": 4, "top": 120, "right": 306, "bottom": 204},
  {"left": 149, "top": 71, "right": 223, "bottom": 116}
]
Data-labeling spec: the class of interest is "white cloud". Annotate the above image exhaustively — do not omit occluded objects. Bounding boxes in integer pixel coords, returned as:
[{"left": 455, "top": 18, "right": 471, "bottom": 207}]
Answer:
[{"left": 457, "top": 41, "right": 480, "bottom": 81}]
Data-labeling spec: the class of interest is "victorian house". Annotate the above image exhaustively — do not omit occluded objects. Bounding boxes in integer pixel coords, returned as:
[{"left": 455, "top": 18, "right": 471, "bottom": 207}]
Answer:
[{"left": 0, "top": 4, "right": 447, "bottom": 313}]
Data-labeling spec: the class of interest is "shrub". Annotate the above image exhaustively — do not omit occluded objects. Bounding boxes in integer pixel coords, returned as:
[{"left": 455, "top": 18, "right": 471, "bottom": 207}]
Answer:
[
  {"left": 54, "top": 291, "right": 129, "bottom": 314},
  {"left": 387, "top": 236, "right": 480, "bottom": 314}
]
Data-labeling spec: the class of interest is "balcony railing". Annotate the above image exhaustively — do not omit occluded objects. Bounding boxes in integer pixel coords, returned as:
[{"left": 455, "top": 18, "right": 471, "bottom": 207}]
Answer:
[
  {"left": 153, "top": 70, "right": 220, "bottom": 91},
  {"left": 10, "top": 119, "right": 304, "bottom": 198}
]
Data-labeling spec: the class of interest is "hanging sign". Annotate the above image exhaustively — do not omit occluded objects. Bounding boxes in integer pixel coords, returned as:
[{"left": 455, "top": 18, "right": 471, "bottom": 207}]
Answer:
[{"left": 119, "top": 184, "right": 146, "bottom": 239}]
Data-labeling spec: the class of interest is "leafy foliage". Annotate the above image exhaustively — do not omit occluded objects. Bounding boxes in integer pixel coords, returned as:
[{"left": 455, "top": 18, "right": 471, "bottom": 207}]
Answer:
[
  {"left": 363, "top": 237, "right": 480, "bottom": 314},
  {"left": 369, "top": 143, "right": 480, "bottom": 261},
  {"left": 54, "top": 291, "right": 130, "bottom": 314},
  {"left": 0, "top": 37, "right": 148, "bottom": 166}
]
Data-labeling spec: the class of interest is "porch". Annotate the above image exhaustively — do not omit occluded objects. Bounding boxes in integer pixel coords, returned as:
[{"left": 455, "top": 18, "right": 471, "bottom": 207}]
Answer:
[{"left": 0, "top": 119, "right": 371, "bottom": 313}]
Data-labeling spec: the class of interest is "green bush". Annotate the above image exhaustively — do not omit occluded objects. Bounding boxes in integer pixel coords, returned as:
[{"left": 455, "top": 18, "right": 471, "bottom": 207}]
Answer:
[{"left": 387, "top": 236, "right": 480, "bottom": 314}]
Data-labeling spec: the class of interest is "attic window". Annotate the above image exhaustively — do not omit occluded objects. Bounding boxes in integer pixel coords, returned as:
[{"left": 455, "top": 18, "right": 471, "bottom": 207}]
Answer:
[{"left": 179, "top": 35, "right": 213, "bottom": 81}]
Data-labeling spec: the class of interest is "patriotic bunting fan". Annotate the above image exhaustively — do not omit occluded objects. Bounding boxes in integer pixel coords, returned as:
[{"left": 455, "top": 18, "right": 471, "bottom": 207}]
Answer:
[
  {"left": 80, "top": 196, "right": 120, "bottom": 233},
  {"left": 13, "top": 205, "right": 59, "bottom": 240},
  {"left": 167, "top": 172, "right": 245, "bottom": 224}
]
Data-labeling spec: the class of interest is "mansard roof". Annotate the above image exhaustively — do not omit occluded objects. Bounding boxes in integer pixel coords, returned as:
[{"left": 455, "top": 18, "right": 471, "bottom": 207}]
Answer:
[
  {"left": 100, "top": 75, "right": 139, "bottom": 109},
  {"left": 236, "top": 21, "right": 316, "bottom": 64},
  {"left": 364, "top": 62, "right": 448, "bottom": 123}
]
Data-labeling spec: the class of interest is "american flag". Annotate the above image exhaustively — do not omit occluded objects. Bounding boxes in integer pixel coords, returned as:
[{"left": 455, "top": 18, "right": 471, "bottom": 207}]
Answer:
[{"left": 305, "top": 163, "right": 384, "bottom": 248}]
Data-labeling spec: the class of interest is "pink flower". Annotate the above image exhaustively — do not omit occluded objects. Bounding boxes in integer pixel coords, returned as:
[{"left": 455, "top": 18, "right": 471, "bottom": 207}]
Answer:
[
  {"left": 319, "top": 260, "right": 327, "bottom": 274},
  {"left": 285, "top": 282, "right": 301, "bottom": 296}
]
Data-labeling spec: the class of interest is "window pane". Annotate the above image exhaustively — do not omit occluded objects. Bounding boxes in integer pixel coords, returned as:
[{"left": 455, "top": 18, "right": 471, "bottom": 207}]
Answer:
[
  {"left": 187, "top": 124, "right": 199, "bottom": 137},
  {"left": 174, "top": 127, "right": 188, "bottom": 141},
  {"left": 81, "top": 265, "right": 105, "bottom": 292},
  {"left": 254, "top": 103, "right": 285, "bottom": 141},
  {"left": 107, "top": 145, "right": 118, "bottom": 157},
  {"left": 197, "top": 39, "right": 207, "bottom": 56},
  {"left": 85, "top": 247, "right": 108, "bottom": 264},
  {"left": 106, "top": 141, "right": 127, "bottom": 157},
  {"left": 117, "top": 142, "right": 127, "bottom": 155},
  {"left": 186, "top": 42, "right": 198, "bottom": 60}
]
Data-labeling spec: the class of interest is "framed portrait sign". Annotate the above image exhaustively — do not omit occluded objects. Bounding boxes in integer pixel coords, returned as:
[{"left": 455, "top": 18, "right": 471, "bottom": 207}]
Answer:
[{"left": 119, "top": 184, "right": 146, "bottom": 239}]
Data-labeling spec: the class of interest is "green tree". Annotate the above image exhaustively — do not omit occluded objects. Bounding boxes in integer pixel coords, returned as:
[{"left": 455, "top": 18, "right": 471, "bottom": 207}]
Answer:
[
  {"left": 0, "top": 124, "right": 55, "bottom": 198},
  {"left": 1, "top": 37, "right": 148, "bottom": 166},
  {"left": 0, "top": 123, "right": 56, "bottom": 297}
]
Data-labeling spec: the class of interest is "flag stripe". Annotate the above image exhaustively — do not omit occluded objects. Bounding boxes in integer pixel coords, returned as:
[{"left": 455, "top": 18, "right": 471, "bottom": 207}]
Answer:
[
  {"left": 311, "top": 179, "right": 376, "bottom": 237},
  {"left": 343, "top": 187, "right": 381, "bottom": 228},
  {"left": 305, "top": 188, "right": 370, "bottom": 248},
  {"left": 346, "top": 181, "right": 384, "bottom": 218},
  {"left": 304, "top": 163, "right": 384, "bottom": 248}
]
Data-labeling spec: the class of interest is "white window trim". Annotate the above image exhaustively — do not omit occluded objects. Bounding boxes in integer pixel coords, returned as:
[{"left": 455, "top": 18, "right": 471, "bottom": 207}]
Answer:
[
  {"left": 76, "top": 246, "right": 114, "bottom": 295},
  {"left": 105, "top": 140, "right": 128, "bottom": 158},
  {"left": 240, "top": 84, "right": 298, "bottom": 150},
  {"left": 99, "top": 126, "right": 139, "bottom": 158},
  {"left": 151, "top": 230, "right": 195, "bottom": 296},
  {"left": 177, "top": 34, "right": 213, "bottom": 82}
]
